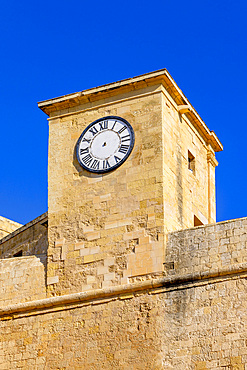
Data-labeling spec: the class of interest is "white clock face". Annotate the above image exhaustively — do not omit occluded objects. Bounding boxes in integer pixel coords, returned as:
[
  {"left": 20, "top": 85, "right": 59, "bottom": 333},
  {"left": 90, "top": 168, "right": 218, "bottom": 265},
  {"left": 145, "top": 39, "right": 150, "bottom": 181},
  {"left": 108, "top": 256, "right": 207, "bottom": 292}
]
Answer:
[{"left": 76, "top": 116, "right": 135, "bottom": 173}]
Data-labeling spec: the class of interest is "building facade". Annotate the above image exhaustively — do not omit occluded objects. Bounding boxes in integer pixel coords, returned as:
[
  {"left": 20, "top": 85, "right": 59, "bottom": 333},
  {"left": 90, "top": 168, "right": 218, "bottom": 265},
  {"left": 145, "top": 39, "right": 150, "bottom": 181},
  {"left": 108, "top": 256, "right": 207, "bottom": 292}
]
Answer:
[{"left": 0, "top": 69, "right": 247, "bottom": 369}]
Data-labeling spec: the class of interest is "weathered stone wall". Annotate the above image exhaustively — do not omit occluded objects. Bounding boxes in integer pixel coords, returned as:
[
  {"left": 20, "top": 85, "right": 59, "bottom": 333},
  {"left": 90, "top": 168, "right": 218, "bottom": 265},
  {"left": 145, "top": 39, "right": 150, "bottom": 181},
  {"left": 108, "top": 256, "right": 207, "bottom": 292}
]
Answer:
[
  {"left": 165, "top": 217, "right": 247, "bottom": 276},
  {"left": 0, "top": 273, "right": 247, "bottom": 369},
  {"left": 0, "top": 217, "right": 246, "bottom": 369},
  {"left": 0, "top": 292, "right": 163, "bottom": 369},
  {"left": 46, "top": 81, "right": 218, "bottom": 297},
  {"left": 0, "top": 213, "right": 48, "bottom": 263},
  {"left": 47, "top": 87, "right": 166, "bottom": 296},
  {"left": 0, "top": 256, "right": 46, "bottom": 308},
  {"left": 161, "top": 94, "right": 214, "bottom": 232},
  {"left": 0, "top": 71, "right": 226, "bottom": 368},
  {"left": 162, "top": 277, "right": 247, "bottom": 369},
  {"left": 0, "top": 216, "right": 22, "bottom": 240}
]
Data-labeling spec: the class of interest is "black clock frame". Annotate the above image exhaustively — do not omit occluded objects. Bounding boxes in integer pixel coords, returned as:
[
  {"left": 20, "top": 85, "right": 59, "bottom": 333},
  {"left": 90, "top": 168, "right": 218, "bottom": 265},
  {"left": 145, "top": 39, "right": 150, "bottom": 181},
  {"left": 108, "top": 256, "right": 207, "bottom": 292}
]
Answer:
[{"left": 76, "top": 116, "right": 135, "bottom": 174}]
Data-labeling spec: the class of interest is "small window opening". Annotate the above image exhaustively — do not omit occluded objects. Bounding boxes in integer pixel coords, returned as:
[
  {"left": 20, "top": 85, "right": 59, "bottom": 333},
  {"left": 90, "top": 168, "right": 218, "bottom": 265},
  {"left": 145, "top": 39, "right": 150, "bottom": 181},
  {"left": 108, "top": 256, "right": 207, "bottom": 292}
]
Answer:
[
  {"left": 188, "top": 151, "right": 195, "bottom": 174},
  {"left": 194, "top": 215, "right": 203, "bottom": 227},
  {"left": 13, "top": 250, "right": 23, "bottom": 257}
]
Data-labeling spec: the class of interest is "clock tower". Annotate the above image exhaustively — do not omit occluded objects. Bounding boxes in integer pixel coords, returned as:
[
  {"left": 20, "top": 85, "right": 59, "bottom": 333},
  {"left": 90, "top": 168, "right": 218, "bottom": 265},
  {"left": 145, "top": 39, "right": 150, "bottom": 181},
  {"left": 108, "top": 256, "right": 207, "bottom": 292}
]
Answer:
[{"left": 38, "top": 69, "right": 222, "bottom": 296}]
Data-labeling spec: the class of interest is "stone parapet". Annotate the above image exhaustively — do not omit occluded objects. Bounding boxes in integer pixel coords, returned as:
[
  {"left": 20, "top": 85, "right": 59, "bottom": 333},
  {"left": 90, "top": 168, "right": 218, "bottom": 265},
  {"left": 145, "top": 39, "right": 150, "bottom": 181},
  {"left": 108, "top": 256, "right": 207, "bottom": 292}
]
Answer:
[
  {"left": 165, "top": 216, "right": 247, "bottom": 276},
  {"left": 1, "top": 259, "right": 247, "bottom": 318},
  {"left": 0, "top": 212, "right": 48, "bottom": 259},
  {"left": 0, "top": 256, "right": 46, "bottom": 308}
]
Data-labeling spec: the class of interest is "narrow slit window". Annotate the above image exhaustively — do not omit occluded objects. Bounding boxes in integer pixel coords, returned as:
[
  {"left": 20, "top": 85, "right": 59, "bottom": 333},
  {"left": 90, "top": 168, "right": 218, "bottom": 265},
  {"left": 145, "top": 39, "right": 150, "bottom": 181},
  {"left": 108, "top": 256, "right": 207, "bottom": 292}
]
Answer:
[
  {"left": 194, "top": 215, "right": 203, "bottom": 227},
  {"left": 13, "top": 250, "right": 23, "bottom": 257},
  {"left": 188, "top": 151, "right": 195, "bottom": 174}
]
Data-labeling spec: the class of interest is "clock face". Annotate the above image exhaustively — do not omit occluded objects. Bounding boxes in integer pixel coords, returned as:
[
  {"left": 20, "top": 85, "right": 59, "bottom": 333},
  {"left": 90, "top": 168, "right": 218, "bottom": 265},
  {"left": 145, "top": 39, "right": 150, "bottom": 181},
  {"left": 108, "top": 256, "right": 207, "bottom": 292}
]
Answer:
[{"left": 76, "top": 116, "right": 135, "bottom": 173}]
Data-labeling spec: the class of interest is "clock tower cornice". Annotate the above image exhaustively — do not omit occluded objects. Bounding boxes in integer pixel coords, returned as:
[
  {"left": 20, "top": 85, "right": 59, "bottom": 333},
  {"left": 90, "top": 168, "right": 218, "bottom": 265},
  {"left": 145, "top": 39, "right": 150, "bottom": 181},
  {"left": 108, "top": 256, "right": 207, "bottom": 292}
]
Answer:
[{"left": 38, "top": 68, "right": 223, "bottom": 153}]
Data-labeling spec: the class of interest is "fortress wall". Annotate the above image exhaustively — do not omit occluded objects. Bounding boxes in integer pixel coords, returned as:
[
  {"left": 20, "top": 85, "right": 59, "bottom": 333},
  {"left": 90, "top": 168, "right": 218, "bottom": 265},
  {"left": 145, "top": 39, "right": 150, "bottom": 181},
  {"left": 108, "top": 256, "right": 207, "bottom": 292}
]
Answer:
[
  {"left": 0, "top": 256, "right": 46, "bottom": 308},
  {"left": 0, "top": 213, "right": 48, "bottom": 262},
  {"left": 0, "top": 218, "right": 247, "bottom": 368},
  {"left": 1, "top": 293, "right": 163, "bottom": 369},
  {"left": 161, "top": 276, "right": 247, "bottom": 369},
  {"left": 165, "top": 217, "right": 247, "bottom": 276},
  {"left": 0, "top": 217, "right": 22, "bottom": 240},
  {"left": 0, "top": 274, "right": 247, "bottom": 369}
]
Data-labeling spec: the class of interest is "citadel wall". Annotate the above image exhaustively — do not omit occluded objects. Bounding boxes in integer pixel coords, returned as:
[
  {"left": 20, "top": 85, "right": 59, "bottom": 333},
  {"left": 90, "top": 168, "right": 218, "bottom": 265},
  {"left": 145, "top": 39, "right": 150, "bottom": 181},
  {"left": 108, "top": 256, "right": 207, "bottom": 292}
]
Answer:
[
  {"left": 166, "top": 216, "right": 247, "bottom": 277},
  {"left": 1, "top": 70, "right": 243, "bottom": 369},
  {"left": 0, "top": 217, "right": 246, "bottom": 369},
  {"left": 0, "top": 256, "right": 46, "bottom": 308}
]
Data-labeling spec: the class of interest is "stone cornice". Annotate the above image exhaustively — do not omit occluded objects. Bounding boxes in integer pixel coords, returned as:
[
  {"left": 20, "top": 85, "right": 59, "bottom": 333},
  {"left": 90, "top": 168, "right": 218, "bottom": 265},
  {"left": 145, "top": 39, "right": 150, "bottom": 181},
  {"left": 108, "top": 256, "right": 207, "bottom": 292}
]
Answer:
[
  {"left": 0, "top": 212, "right": 47, "bottom": 245},
  {"left": 1, "top": 262, "right": 247, "bottom": 319},
  {"left": 207, "top": 149, "right": 219, "bottom": 167},
  {"left": 38, "top": 69, "right": 223, "bottom": 153}
]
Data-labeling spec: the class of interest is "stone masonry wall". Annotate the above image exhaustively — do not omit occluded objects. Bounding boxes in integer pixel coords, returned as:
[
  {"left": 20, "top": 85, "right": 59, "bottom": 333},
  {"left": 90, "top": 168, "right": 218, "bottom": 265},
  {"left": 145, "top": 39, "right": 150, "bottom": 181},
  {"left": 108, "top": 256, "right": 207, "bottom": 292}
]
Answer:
[
  {"left": 0, "top": 256, "right": 46, "bottom": 308},
  {"left": 1, "top": 273, "right": 247, "bottom": 369},
  {"left": 165, "top": 217, "right": 247, "bottom": 277},
  {"left": 46, "top": 83, "right": 217, "bottom": 297},
  {"left": 0, "top": 217, "right": 247, "bottom": 369},
  {"left": 47, "top": 87, "right": 166, "bottom": 296},
  {"left": 161, "top": 93, "right": 214, "bottom": 232},
  {"left": 0, "top": 213, "right": 48, "bottom": 264}
]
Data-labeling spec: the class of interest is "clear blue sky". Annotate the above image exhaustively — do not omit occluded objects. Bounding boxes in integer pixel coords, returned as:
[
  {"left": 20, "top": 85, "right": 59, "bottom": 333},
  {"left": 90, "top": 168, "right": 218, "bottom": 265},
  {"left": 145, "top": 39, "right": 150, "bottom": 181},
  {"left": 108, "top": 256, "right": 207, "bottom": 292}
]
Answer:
[{"left": 0, "top": 0, "right": 246, "bottom": 225}]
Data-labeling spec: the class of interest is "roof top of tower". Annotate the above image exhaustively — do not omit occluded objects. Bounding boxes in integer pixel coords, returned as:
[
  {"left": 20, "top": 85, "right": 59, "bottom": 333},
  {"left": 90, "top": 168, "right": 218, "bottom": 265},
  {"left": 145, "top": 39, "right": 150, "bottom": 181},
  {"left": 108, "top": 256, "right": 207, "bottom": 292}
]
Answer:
[{"left": 38, "top": 68, "right": 223, "bottom": 152}]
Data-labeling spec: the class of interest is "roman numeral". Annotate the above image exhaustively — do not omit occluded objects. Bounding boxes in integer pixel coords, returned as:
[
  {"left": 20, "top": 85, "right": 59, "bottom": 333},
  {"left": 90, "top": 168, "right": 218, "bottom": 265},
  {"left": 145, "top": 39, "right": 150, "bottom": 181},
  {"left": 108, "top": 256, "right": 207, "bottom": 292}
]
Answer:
[
  {"left": 114, "top": 156, "right": 121, "bottom": 163},
  {"left": 118, "top": 145, "right": 129, "bottom": 154},
  {"left": 111, "top": 121, "right": 117, "bottom": 130},
  {"left": 89, "top": 126, "right": 98, "bottom": 136},
  {"left": 99, "top": 120, "right": 108, "bottom": 131},
  {"left": 82, "top": 154, "right": 93, "bottom": 166},
  {"left": 121, "top": 134, "right": 130, "bottom": 142},
  {"left": 118, "top": 126, "right": 127, "bottom": 134},
  {"left": 80, "top": 147, "right": 89, "bottom": 156},
  {"left": 103, "top": 160, "right": 110, "bottom": 169},
  {"left": 82, "top": 137, "right": 91, "bottom": 144},
  {"left": 90, "top": 159, "right": 100, "bottom": 170}
]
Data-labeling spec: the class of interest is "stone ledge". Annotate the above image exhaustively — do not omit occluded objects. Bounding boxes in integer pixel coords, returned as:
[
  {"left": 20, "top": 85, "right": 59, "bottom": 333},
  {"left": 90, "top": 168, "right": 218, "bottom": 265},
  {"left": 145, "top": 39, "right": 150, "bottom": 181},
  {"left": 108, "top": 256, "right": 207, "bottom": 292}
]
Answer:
[
  {"left": 38, "top": 68, "right": 222, "bottom": 152},
  {"left": 1, "top": 262, "right": 247, "bottom": 319},
  {"left": 0, "top": 212, "right": 47, "bottom": 245},
  {"left": 0, "top": 255, "right": 42, "bottom": 264},
  {"left": 169, "top": 215, "right": 247, "bottom": 234}
]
